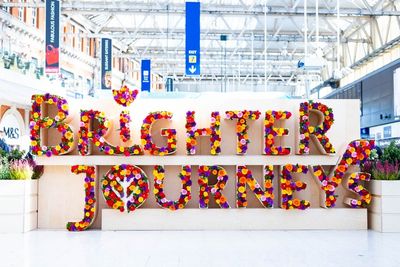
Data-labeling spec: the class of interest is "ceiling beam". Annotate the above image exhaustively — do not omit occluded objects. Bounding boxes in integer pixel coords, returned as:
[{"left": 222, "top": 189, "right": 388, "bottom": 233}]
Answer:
[{"left": 3, "top": 2, "right": 399, "bottom": 17}]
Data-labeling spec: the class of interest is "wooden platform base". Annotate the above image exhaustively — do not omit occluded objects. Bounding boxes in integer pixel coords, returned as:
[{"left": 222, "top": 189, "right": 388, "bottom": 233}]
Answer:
[{"left": 102, "top": 208, "right": 367, "bottom": 231}]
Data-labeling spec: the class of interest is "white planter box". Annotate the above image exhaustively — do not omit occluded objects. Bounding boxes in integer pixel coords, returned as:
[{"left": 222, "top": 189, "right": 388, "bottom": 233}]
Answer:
[
  {"left": 0, "top": 180, "right": 38, "bottom": 233},
  {"left": 368, "top": 180, "right": 400, "bottom": 232}
]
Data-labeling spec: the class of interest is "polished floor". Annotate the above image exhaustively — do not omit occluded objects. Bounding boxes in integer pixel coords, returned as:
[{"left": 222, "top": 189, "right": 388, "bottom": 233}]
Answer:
[{"left": 0, "top": 230, "right": 399, "bottom": 267}]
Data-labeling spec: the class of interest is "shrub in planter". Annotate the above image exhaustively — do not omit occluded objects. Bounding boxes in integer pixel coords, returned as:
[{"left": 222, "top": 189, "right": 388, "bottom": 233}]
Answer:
[
  {"left": 381, "top": 141, "right": 400, "bottom": 164},
  {"left": 366, "top": 143, "right": 400, "bottom": 232},
  {"left": 372, "top": 160, "right": 400, "bottom": 181},
  {"left": 8, "top": 159, "right": 33, "bottom": 180},
  {"left": 0, "top": 154, "right": 39, "bottom": 232}
]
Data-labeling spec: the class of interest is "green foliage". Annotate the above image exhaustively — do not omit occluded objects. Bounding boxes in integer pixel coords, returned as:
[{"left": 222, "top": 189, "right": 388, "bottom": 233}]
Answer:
[
  {"left": 369, "top": 149, "right": 379, "bottom": 161},
  {"left": 0, "top": 148, "right": 25, "bottom": 163},
  {"left": 0, "top": 162, "right": 11, "bottom": 180},
  {"left": 381, "top": 141, "right": 400, "bottom": 164}
]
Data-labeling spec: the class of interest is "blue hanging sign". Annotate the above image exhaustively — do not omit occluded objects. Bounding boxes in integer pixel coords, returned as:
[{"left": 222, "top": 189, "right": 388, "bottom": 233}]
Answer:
[
  {"left": 185, "top": 1, "right": 200, "bottom": 76},
  {"left": 101, "top": 38, "right": 112, "bottom": 90},
  {"left": 45, "top": 0, "right": 60, "bottom": 73},
  {"left": 141, "top": 59, "right": 151, "bottom": 92}
]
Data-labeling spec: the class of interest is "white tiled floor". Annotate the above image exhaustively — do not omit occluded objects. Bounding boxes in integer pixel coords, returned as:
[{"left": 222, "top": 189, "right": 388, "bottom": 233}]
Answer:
[{"left": 0, "top": 230, "right": 399, "bottom": 267}]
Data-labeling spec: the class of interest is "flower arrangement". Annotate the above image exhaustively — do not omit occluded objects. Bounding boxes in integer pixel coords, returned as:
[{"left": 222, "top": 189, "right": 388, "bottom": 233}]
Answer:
[
  {"left": 298, "top": 101, "right": 335, "bottom": 154},
  {"left": 264, "top": 110, "right": 292, "bottom": 155},
  {"left": 140, "top": 111, "right": 177, "bottom": 155},
  {"left": 153, "top": 165, "right": 192, "bottom": 210},
  {"left": 30, "top": 94, "right": 74, "bottom": 157},
  {"left": 225, "top": 110, "right": 261, "bottom": 154},
  {"left": 198, "top": 165, "right": 230, "bottom": 208},
  {"left": 112, "top": 86, "right": 139, "bottom": 107},
  {"left": 67, "top": 165, "right": 96, "bottom": 231},
  {"left": 281, "top": 164, "right": 310, "bottom": 210},
  {"left": 312, "top": 140, "right": 374, "bottom": 208},
  {"left": 346, "top": 172, "right": 371, "bottom": 208},
  {"left": 372, "top": 160, "right": 400, "bottom": 180},
  {"left": 8, "top": 159, "right": 34, "bottom": 180},
  {"left": 78, "top": 110, "right": 143, "bottom": 156},
  {"left": 102, "top": 164, "right": 149, "bottom": 212},
  {"left": 236, "top": 165, "right": 274, "bottom": 208},
  {"left": 0, "top": 150, "right": 42, "bottom": 180},
  {"left": 185, "top": 111, "right": 221, "bottom": 155},
  {"left": 361, "top": 142, "right": 400, "bottom": 181},
  {"left": 119, "top": 110, "right": 131, "bottom": 142}
]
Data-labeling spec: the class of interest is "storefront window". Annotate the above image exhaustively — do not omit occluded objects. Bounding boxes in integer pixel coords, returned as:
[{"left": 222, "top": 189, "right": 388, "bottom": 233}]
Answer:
[{"left": 31, "top": 8, "right": 37, "bottom": 27}]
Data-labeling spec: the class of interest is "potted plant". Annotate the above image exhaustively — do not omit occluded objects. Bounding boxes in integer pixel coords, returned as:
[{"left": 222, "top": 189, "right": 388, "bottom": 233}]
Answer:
[
  {"left": 366, "top": 142, "right": 400, "bottom": 232},
  {"left": 0, "top": 150, "right": 42, "bottom": 233}
]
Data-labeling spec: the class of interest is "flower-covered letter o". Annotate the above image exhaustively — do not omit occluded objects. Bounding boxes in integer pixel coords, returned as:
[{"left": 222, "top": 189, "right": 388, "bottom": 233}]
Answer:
[{"left": 102, "top": 164, "right": 150, "bottom": 212}]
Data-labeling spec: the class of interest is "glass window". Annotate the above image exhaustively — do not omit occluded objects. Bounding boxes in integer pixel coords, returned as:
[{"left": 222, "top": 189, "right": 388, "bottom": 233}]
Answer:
[
  {"left": 76, "top": 30, "right": 81, "bottom": 51},
  {"left": 32, "top": 8, "right": 37, "bottom": 27},
  {"left": 2, "top": 0, "right": 10, "bottom": 12},
  {"left": 18, "top": 0, "right": 25, "bottom": 21}
]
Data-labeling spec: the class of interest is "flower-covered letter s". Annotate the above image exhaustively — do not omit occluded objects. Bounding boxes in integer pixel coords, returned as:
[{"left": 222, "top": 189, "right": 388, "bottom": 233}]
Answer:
[
  {"left": 312, "top": 139, "right": 374, "bottom": 208},
  {"left": 30, "top": 94, "right": 74, "bottom": 157}
]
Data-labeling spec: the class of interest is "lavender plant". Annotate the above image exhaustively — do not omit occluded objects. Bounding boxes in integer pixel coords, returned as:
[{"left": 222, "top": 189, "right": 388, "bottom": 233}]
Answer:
[{"left": 372, "top": 160, "right": 400, "bottom": 181}]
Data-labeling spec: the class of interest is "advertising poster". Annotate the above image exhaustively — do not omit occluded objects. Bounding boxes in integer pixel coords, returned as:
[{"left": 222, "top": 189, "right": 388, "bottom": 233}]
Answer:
[
  {"left": 101, "top": 38, "right": 112, "bottom": 90},
  {"left": 45, "top": 0, "right": 60, "bottom": 73}
]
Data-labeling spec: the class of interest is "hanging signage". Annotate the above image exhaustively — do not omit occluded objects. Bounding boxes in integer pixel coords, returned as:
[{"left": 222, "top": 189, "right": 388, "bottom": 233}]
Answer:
[
  {"left": 141, "top": 59, "right": 151, "bottom": 92},
  {"left": 166, "top": 77, "right": 173, "bottom": 92},
  {"left": 185, "top": 1, "right": 201, "bottom": 76},
  {"left": 0, "top": 108, "right": 25, "bottom": 145},
  {"left": 101, "top": 38, "right": 112, "bottom": 90},
  {"left": 45, "top": 0, "right": 60, "bottom": 73}
]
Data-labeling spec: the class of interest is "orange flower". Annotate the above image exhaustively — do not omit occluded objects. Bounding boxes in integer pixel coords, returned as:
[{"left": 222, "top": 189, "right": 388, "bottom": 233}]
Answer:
[{"left": 265, "top": 181, "right": 272, "bottom": 188}]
